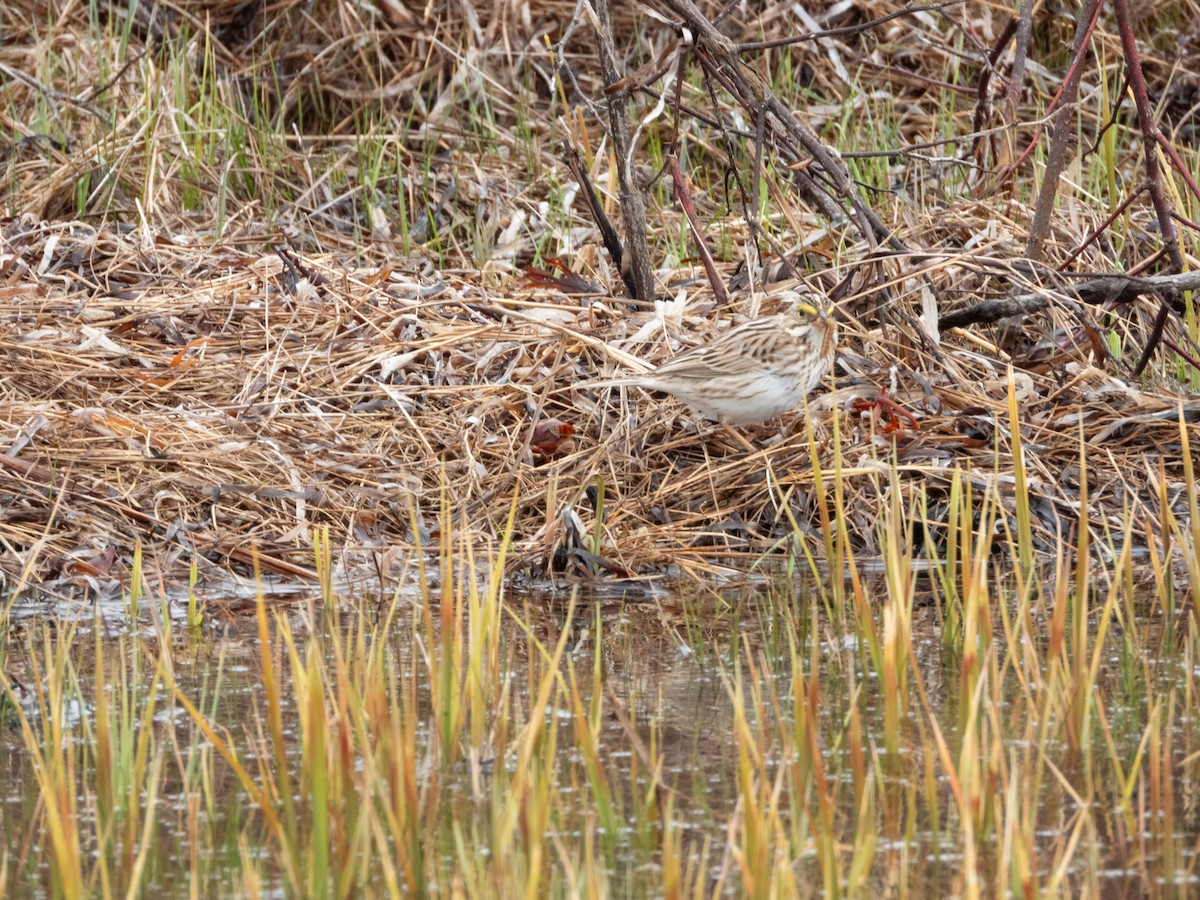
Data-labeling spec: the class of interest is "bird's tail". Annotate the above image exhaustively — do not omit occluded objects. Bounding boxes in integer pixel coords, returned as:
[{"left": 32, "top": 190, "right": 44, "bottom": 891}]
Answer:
[{"left": 552, "top": 375, "right": 650, "bottom": 393}]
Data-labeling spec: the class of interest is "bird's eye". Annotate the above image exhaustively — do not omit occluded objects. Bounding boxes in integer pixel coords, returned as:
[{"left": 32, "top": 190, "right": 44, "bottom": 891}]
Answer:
[{"left": 795, "top": 303, "right": 818, "bottom": 319}]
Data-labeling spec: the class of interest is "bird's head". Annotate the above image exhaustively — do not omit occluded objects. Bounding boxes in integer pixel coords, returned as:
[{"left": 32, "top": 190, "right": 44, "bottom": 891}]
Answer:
[{"left": 779, "top": 294, "right": 837, "bottom": 367}]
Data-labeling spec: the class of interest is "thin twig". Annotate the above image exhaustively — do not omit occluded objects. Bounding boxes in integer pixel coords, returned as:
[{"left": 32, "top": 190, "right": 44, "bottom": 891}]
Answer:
[
  {"left": 589, "top": 0, "right": 656, "bottom": 303},
  {"left": 969, "top": 15, "right": 1017, "bottom": 168},
  {"left": 737, "top": 0, "right": 967, "bottom": 52},
  {"left": 1025, "top": 0, "right": 1103, "bottom": 261},
  {"left": 664, "top": 146, "right": 728, "bottom": 305},
  {"left": 1057, "top": 182, "right": 1148, "bottom": 271},
  {"left": 1113, "top": 0, "right": 1187, "bottom": 376}
]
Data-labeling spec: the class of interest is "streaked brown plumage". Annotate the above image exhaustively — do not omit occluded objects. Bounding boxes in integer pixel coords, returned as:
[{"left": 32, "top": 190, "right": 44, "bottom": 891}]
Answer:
[{"left": 590, "top": 291, "right": 837, "bottom": 425}]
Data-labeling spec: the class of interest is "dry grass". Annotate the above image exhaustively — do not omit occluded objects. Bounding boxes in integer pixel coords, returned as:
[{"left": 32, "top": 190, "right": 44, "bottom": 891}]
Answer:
[{"left": 0, "top": 0, "right": 1197, "bottom": 590}]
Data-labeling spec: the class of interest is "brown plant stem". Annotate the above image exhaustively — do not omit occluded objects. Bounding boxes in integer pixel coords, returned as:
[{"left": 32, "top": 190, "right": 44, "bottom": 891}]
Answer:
[
  {"left": 664, "top": 146, "right": 729, "bottom": 305},
  {"left": 941, "top": 270, "right": 1200, "bottom": 329},
  {"left": 1024, "top": 0, "right": 1103, "bottom": 261},
  {"left": 561, "top": 141, "right": 640, "bottom": 302},
  {"left": 1112, "top": 0, "right": 1187, "bottom": 376},
  {"left": 591, "top": 0, "right": 656, "bottom": 304},
  {"left": 1005, "top": 0, "right": 1035, "bottom": 111},
  {"left": 969, "top": 15, "right": 1016, "bottom": 169},
  {"left": 654, "top": 0, "right": 890, "bottom": 250},
  {"left": 1057, "top": 181, "right": 1147, "bottom": 271}
]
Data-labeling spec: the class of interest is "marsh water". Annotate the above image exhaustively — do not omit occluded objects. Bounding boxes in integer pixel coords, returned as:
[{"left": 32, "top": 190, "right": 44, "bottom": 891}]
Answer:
[{"left": 1, "top": 573, "right": 1197, "bottom": 897}]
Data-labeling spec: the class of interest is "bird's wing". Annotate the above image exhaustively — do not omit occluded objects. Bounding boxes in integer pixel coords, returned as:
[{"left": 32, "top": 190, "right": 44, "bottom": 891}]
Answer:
[{"left": 651, "top": 318, "right": 778, "bottom": 379}]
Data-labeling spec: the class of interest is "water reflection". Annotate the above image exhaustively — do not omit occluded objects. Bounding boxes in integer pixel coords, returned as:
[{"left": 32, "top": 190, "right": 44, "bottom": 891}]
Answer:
[{"left": 0, "top": 575, "right": 1197, "bottom": 895}]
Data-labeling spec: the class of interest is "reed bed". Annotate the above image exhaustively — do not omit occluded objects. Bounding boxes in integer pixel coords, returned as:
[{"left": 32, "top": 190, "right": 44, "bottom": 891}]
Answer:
[
  {"left": 0, "top": 445, "right": 1197, "bottom": 895},
  {"left": 2, "top": 2, "right": 1200, "bottom": 892},
  {"left": 0, "top": 0, "right": 1197, "bottom": 593},
  {"left": 1, "top": 224, "right": 1194, "bottom": 588}
]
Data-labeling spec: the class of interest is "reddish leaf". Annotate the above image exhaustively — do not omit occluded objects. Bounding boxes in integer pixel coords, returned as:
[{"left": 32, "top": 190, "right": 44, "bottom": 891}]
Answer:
[
  {"left": 523, "top": 257, "right": 600, "bottom": 294},
  {"left": 525, "top": 419, "right": 576, "bottom": 460},
  {"left": 65, "top": 546, "right": 118, "bottom": 577}
]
